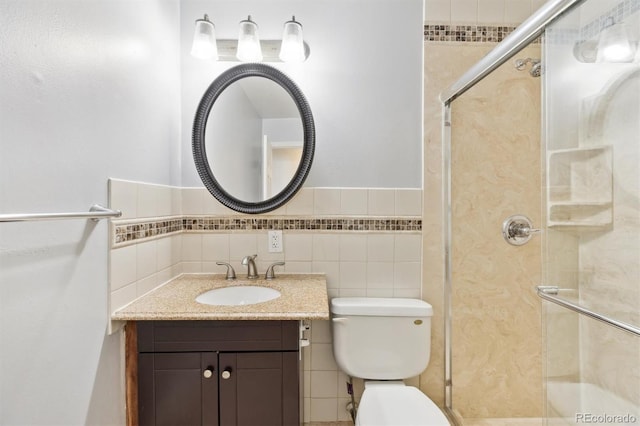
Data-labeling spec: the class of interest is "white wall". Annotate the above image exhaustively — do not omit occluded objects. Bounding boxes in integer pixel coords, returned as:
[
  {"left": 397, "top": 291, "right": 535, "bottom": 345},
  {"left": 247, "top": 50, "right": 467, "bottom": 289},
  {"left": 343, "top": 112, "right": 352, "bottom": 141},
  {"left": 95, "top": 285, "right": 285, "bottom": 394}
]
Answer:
[
  {"left": 180, "top": 0, "right": 424, "bottom": 189},
  {"left": 0, "top": 1, "right": 181, "bottom": 424}
]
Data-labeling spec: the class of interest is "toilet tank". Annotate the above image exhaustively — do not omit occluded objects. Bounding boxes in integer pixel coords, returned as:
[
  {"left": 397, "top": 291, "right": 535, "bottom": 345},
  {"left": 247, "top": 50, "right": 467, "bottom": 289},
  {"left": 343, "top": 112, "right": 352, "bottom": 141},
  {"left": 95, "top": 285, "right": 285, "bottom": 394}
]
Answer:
[{"left": 330, "top": 297, "right": 433, "bottom": 380}]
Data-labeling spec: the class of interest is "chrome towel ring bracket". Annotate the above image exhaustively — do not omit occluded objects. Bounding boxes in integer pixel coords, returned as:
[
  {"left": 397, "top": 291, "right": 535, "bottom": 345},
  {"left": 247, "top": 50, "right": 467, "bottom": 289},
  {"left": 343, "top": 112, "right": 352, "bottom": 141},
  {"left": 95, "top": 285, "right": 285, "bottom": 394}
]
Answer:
[{"left": 502, "top": 214, "right": 541, "bottom": 246}]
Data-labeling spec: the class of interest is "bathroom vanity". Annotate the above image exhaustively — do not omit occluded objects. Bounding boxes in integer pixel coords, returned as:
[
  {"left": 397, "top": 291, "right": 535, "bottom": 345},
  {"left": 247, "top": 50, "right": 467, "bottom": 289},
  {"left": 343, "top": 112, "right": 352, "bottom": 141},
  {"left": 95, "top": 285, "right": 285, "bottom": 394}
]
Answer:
[{"left": 112, "top": 274, "right": 329, "bottom": 426}]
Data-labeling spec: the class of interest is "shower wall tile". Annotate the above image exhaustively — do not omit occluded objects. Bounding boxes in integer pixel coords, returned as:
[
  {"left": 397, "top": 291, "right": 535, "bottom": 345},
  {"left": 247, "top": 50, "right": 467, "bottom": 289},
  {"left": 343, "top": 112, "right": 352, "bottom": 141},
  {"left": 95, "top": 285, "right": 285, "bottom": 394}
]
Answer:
[
  {"left": 477, "top": 0, "right": 504, "bottom": 23},
  {"left": 504, "top": 0, "right": 533, "bottom": 24},
  {"left": 422, "top": 43, "right": 543, "bottom": 417},
  {"left": 425, "top": 0, "right": 452, "bottom": 22},
  {"left": 425, "top": 0, "right": 537, "bottom": 25}
]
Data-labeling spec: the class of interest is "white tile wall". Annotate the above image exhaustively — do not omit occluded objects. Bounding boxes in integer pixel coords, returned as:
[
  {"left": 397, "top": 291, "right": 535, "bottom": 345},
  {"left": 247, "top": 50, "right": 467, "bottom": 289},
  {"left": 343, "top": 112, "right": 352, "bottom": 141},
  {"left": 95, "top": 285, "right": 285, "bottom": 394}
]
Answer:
[
  {"left": 340, "top": 188, "right": 368, "bottom": 215},
  {"left": 425, "top": 0, "right": 547, "bottom": 25},
  {"left": 109, "top": 179, "right": 423, "bottom": 423},
  {"left": 451, "top": 0, "right": 479, "bottom": 23},
  {"left": 313, "top": 188, "right": 341, "bottom": 215},
  {"left": 367, "top": 188, "right": 395, "bottom": 216}
]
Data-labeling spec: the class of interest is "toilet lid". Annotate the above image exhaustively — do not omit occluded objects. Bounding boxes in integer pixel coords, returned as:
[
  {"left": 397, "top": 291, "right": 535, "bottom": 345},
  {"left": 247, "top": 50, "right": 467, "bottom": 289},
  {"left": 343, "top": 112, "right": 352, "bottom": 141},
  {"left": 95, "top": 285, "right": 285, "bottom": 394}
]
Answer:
[{"left": 356, "top": 385, "right": 450, "bottom": 426}]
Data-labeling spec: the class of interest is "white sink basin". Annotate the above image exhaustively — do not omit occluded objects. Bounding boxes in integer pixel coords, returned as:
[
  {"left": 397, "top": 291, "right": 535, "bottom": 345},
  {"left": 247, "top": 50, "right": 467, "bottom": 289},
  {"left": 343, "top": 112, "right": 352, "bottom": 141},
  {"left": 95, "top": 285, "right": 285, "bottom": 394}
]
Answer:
[{"left": 196, "top": 286, "right": 281, "bottom": 306}]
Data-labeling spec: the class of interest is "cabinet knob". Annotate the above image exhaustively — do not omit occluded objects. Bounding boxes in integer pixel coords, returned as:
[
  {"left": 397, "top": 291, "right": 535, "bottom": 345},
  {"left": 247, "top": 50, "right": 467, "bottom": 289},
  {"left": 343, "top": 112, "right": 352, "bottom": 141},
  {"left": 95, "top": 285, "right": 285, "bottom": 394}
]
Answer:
[
  {"left": 203, "top": 368, "right": 214, "bottom": 379},
  {"left": 221, "top": 368, "right": 232, "bottom": 379}
]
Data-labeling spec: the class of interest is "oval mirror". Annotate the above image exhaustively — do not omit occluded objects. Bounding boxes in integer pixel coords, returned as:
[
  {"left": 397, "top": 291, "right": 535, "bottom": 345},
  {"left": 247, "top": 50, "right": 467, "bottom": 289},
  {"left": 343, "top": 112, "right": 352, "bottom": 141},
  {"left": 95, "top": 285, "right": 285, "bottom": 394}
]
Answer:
[{"left": 193, "top": 63, "right": 315, "bottom": 214}]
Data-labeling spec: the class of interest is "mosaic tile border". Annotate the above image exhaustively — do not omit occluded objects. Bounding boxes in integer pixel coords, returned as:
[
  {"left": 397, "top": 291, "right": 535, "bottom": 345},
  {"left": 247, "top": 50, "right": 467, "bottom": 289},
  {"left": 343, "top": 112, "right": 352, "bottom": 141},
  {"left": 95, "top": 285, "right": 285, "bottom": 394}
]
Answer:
[
  {"left": 519, "top": 0, "right": 638, "bottom": 44},
  {"left": 113, "top": 216, "right": 422, "bottom": 246},
  {"left": 424, "top": 24, "right": 535, "bottom": 43},
  {"left": 581, "top": 0, "right": 640, "bottom": 41},
  {"left": 425, "top": 0, "right": 639, "bottom": 44}
]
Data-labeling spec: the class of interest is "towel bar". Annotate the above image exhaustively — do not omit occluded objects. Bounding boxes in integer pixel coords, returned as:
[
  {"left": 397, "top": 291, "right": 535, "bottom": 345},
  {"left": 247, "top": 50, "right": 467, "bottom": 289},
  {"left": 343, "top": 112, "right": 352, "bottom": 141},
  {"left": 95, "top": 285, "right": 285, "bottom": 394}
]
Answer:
[
  {"left": 537, "top": 286, "right": 640, "bottom": 337},
  {"left": 0, "top": 204, "right": 122, "bottom": 223}
]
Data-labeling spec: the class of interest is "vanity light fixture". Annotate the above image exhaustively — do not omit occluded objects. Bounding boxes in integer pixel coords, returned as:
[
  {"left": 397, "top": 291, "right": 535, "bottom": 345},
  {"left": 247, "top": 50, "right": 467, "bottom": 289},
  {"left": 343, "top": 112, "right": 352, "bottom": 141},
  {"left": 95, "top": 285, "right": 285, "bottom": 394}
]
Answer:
[
  {"left": 236, "top": 15, "right": 263, "bottom": 62},
  {"left": 279, "top": 16, "right": 305, "bottom": 63},
  {"left": 596, "top": 17, "right": 635, "bottom": 63},
  {"left": 190, "top": 14, "right": 310, "bottom": 63},
  {"left": 190, "top": 14, "right": 218, "bottom": 60}
]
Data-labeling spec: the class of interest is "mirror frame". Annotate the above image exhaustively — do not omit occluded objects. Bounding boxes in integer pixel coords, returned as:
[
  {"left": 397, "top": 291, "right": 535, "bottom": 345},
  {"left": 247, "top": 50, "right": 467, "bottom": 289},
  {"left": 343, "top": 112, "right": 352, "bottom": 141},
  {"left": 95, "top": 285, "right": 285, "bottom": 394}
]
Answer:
[{"left": 192, "top": 63, "right": 315, "bottom": 214}]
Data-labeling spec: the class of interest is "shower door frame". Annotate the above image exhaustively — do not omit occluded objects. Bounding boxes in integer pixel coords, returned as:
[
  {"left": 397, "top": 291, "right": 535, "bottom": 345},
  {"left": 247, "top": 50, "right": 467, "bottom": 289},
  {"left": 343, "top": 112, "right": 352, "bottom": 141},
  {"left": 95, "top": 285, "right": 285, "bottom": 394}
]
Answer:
[{"left": 438, "top": 0, "right": 586, "bottom": 420}]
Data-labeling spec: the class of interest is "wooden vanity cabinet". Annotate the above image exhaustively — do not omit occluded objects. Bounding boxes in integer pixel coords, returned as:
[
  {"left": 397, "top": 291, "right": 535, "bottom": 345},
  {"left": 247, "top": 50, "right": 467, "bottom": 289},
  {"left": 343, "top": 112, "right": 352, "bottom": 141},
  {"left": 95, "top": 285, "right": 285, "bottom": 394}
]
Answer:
[{"left": 134, "top": 320, "right": 300, "bottom": 426}]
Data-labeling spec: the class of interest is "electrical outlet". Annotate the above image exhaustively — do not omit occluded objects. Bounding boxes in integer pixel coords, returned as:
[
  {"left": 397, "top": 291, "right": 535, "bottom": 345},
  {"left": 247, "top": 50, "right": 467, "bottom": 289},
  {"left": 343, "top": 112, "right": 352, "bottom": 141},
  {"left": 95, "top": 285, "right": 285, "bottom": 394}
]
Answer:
[{"left": 268, "top": 230, "right": 283, "bottom": 253}]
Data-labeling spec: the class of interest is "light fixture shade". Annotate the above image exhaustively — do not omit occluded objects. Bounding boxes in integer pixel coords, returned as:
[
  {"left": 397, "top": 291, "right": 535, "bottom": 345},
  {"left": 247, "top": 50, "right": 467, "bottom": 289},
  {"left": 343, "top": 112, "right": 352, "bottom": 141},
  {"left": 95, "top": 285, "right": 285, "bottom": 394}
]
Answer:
[
  {"left": 596, "top": 19, "right": 635, "bottom": 63},
  {"left": 191, "top": 15, "right": 218, "bottom": 60},
  {"left": 279, "top": 16, "right": 306, "bottom": 63},
  {"left": 236, "top": 16, "right": 263, "bottom": 62}
]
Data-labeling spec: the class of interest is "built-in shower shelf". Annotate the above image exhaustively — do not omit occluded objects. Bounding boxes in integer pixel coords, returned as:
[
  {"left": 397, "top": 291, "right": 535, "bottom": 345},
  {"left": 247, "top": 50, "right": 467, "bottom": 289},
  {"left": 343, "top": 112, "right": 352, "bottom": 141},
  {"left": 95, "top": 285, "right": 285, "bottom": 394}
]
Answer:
[
  {"left": 547, "top": 145, "right": 612, "bottom": 230},
  {"left": 547, "top": 145, "right": 611, "bottom": 155},
  {"left": 548, "top": 222, "right": 612, "bottom": 232},
  {"left": 549, "top": 201, "right": 612, "bottom": 207},
  {"left": 548, "top": 201, "right": 612, "bottom": 229}
]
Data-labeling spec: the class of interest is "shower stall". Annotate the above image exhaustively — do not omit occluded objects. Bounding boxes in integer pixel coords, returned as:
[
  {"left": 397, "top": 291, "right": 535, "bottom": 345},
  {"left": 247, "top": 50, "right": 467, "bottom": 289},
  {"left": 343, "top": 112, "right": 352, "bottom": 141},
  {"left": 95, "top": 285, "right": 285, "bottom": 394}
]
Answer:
[{"left": 439, "top": 0, "right": 640, "bottom": 423}]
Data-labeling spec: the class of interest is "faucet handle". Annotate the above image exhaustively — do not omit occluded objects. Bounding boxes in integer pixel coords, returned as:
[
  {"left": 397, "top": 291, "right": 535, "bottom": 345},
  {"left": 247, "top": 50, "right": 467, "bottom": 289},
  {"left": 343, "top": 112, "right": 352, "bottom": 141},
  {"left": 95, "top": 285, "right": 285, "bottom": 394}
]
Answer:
[
  {"left": 216, "top": 262, "right": 236, "bottom": 280},
  {"left": 265, "top": 262, "right": 285, "bottom": 280}
]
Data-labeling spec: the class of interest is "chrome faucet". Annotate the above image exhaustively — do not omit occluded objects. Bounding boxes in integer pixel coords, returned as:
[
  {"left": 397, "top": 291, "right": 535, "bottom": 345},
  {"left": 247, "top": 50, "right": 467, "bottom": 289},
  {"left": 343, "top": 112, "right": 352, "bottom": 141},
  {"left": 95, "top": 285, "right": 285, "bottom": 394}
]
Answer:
[
  {"left": 265, "top": 262, "right": 285, "bottom": 280},
  {"left": 241, "top": 254, "right": 258, "bottom": 279},
  {"left": 216, "top": 262, "right": 236, "bottom": 280}
]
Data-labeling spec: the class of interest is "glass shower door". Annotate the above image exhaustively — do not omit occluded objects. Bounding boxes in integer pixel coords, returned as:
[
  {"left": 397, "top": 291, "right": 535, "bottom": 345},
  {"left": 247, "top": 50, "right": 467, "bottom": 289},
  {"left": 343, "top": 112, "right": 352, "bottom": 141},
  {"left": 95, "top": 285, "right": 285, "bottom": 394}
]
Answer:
[{"left": 542, "top": 0, "right": 640, "bottom": 423}]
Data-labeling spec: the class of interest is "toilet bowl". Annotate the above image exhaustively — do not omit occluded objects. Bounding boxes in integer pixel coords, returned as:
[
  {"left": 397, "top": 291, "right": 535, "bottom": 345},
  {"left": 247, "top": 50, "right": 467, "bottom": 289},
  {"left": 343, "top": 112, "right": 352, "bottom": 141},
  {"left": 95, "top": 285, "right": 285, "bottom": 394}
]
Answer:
[
  {"left": 331, "top": 297, "right": 450, "bottom": 426},
  {"left": 356, "top": 382, "right": 449, "bottom": 426}
]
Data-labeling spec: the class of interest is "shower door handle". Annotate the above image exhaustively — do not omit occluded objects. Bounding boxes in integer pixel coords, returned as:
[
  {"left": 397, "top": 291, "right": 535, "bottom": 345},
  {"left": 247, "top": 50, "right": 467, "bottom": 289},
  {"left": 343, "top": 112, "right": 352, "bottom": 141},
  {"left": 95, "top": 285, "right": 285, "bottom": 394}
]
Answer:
[{"left": 502, "top": 215, "right": 541, "bottom": 246}]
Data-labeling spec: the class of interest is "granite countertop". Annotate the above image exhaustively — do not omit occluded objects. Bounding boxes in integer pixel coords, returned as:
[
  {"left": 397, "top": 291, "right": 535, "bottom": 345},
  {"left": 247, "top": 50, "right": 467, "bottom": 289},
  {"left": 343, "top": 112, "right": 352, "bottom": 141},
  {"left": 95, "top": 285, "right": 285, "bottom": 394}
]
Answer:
[{"left": 111, "top": 273, "right": 329, "bottom": 321}]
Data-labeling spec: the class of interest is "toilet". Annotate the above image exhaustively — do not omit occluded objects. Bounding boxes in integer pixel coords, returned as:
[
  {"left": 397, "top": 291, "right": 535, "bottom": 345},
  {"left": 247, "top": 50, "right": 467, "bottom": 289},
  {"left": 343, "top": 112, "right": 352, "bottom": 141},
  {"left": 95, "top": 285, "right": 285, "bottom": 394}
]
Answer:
[{"left": 331, "top": 297, "right": 450, "bottom": 426}]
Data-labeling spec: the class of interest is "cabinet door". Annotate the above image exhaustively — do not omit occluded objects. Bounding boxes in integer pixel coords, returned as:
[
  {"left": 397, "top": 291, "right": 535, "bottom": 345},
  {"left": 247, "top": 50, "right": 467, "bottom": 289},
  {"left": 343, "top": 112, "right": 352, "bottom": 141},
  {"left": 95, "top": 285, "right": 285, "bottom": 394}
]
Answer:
[
  {"left": 139, "top": 352, "right": 218, "bottom": 426},
  {"left": 219, "top": 352, "right": 299, "bottom": 426}
]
